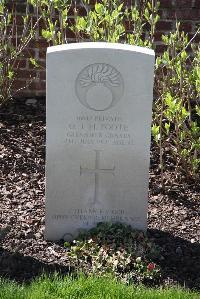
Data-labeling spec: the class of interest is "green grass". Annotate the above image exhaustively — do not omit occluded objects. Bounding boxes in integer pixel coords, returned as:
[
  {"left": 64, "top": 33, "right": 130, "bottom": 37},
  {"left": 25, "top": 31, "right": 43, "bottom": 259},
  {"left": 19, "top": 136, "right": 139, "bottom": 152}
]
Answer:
[{"left": 0, "top": 274, "right": 199, "bottom": 299}]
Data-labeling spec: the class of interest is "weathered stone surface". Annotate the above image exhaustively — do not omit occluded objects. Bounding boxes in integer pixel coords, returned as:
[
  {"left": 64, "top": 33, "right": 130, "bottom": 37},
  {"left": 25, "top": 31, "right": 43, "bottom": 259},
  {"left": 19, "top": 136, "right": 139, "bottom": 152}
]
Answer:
[{"left": 46, "top": 42, "right": 155, "bottom": 240}]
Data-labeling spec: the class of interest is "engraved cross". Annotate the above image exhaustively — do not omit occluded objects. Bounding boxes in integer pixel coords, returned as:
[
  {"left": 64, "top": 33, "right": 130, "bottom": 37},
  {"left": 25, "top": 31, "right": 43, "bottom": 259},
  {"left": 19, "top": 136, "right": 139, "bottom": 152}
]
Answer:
[{"left": 80, "top": 150, "right": 115, "bottom": 204}]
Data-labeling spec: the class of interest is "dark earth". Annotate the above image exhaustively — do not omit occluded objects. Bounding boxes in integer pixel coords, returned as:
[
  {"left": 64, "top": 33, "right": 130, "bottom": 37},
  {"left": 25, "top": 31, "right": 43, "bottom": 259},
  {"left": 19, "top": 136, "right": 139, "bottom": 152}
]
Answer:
[{"left": 0, "top": 98, "right": 199, "bottom": 290}]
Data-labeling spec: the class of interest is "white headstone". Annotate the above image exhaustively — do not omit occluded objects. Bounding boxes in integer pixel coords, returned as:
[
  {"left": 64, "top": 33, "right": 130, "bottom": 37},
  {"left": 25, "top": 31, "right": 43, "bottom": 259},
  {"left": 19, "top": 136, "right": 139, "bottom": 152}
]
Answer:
[{"left": 46, "top": 42, "right": 155, "bottom": 240}]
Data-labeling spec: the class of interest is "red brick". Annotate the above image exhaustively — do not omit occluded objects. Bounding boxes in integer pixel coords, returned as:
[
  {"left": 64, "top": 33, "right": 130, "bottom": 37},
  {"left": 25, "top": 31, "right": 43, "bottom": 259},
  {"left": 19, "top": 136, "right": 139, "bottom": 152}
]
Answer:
[
  {"left": 27, "top": 61, "right": 36, "bottom": 70},
  {"left": 156, "top": 20, "right": 173, "bottom": 31},
  {"left": 124, "top": 20, "right": 133, "bottom": 31},
  {"left": 37, "top": 39, "right": 49, "bottom": 48},
  {"left": 174, "top": 0, "right": 194, "bottom": 7},
  {"left": 86, "top": 0, "right": 98, "bottom": 4},
  {"left": 16, "top": 3, "right": 27, "bottom": 14},
  {"left": 157, "top": 9, "right": 164, "bottom": 18},
  {"left": 179, "top": 22, "right": 193, "bottom": 32},
  {"left": 11, "top": 37, "right": 22, "bottom": 46},
  {"left": 14, "top": 59, "right": 26, "bottom": 69},
  {"left": 120, "top": 0, "right": 141, "bottom": 8},
  {"left": 15, "top": 70, "right": 36, "bottom": 80},
  {"left": 12, "top": 25, "right": 26, "bottom": 37},
  {"left": 154, "top": 32, "right": 163, "bottom": 42},
  {"left": 33, "top": 90, "right": 46, "bottom": 97},
  {"left": 17, "top": 3, "right": 34, "bottom": 14},
  {"left": 37, "top": 18, "right": 46, "bottom": 29},
  {"left": 68, "top": 5, "right": 87, "bottom": 17},
  {"left": 6, "top": 1, "right": 16, "bottom": 11},
  {"left": 194, "top": 21, "right": 200, "bottom": 30},
  {"left": 143, "top": 22, "right": 151, "bottom": 31},
  {"left": 155, "top": 44, "right": 168, "bottom": 53},
  {"left": 159, "top": 0, "right": 174, "bottom": 8},
  {"left": 39, "top": 71, "right": 46, "bottom": 81},
  {"left": 23, "top": 45, "right": 35, "bottom": 59},
  {"left": 194, "top": 0, "right": 200, "bottom": 8},
  {"left": 65, "top": 28, "right": 76, "bottom": 39},
  {"left": 166, "top": 8, "right": 200, "bottom": 20},
  {"left": 29, "top": 80, "right": 46, "bottom": 90},
  {"left": 188, "top": 33, "right": 200, "bottom": 42},
  {"left": 26, "top": 39, "right": 47, "bottom": 49},
  {"left": 15, "top": 15, "right": 26, "bottom": 26},
  {"left": 12, "top": 79, "right": 27, "bottom": 90},
  {"left": 67, "top": 38, "right": 78, "bottom": 43},
  {"left": 39, "top": 49, "right": 47, "bottom": 59}
]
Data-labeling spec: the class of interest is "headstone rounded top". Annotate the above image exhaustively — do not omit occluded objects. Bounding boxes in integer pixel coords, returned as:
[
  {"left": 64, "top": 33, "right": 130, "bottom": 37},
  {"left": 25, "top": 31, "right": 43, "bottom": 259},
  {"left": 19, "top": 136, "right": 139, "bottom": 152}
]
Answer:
[{"left": 47, "top": 42, "right": 155, "bottom": 56}]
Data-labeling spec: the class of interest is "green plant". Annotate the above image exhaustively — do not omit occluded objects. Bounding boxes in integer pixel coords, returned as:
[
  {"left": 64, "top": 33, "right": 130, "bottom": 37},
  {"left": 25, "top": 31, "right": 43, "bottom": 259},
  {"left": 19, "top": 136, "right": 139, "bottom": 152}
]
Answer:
[
  {"left": 1, "top": 274, "right": 200, "bottom": 299},
  {"left": 74, "top": 0, "right": 126, "bottom": 42},
  {"left": 64, "top": 222, "right": 161, "bottom": 285},
  {"left": 74, "top": 0, "right": 160, "bottom": 46},
  {"left": 30, "top": 0, "right": 160, "bottom": 46},
  {"left": 0, "top": 0, "right": 39, "bottom": 106},
  {"left": 126, "top": 0, "right": 160, "bottom": 48},
  {"left": 153, "top": 23, "right": 200, "bottom": 185},
  {"left": 28, "top": 0, "right": 200, "bottom": 183},
  {"left": 29, "top": 0, "right": 72, "bottom": 46}
]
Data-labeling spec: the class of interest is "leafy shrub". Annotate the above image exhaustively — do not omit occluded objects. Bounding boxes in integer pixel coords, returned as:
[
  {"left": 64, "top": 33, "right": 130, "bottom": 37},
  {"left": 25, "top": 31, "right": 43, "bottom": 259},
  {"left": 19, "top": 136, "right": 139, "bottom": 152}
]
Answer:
[
  {"left": 22, "top": 0, "right": 200, "bottom": 182},
  {"left": 64, "top": 222, "right": 161, "bottom": 285},
  {"left": 153, "top": 23, "right": 200, "bottom": 184},
  {"left": 29, "top": 0, "right": 72, "bottom": 46},
  {"left": 30, "top": 0, "right": 159, "bottom": 47},
  {"left": 1, "top": 0, "right": 198, "bottom": 180}
]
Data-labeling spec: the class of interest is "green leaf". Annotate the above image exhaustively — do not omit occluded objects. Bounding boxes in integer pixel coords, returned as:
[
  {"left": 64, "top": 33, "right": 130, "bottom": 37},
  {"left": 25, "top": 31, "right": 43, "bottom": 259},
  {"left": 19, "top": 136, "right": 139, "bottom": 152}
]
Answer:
[
  {"left": 95, "top": 3, "right": 103, "bottom": 14},
  {"left": 0, "top": 2, "right": 5, "bottom": 14},
  {"left": 151, "top": 124, "right": 160, "bottom": 143},
  {"left": 8, "top": 70, "right": 14, "bottom": 80},
  {"left": 118, "top": 3, "right": 123, "bottom": 12},
  {"left": 164, "top": 122, "right": 170, "bottom": 135},
  {"left": 181, "top": 50, "right": 187, "bottom": 60},
  {"left": 30, "top": 57, "right": 39, "bottom": 68},
  {"left": 42, "top": 29, "right": 53, "bottom": 41},
  {"left": 144, "top": 8, "right": 150, "bottom": 20},
  {"left": 195, "top": 105, "right": 200, "bottom": 117},
  {"left": 64, "top": 241, "right": 70, "bottom": 247},
  {"left": 181, "top": 107, "right": 189, "bottom": 120},
  {"left": 76, "top": 17, "right": 87, "bottom": 31}
]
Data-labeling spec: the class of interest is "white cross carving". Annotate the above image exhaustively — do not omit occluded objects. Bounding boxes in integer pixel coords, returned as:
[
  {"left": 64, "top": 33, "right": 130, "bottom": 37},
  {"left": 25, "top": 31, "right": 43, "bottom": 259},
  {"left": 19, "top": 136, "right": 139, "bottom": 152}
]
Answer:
[{"left": 80, "top": 150, "right": 115, "bottom": 204}]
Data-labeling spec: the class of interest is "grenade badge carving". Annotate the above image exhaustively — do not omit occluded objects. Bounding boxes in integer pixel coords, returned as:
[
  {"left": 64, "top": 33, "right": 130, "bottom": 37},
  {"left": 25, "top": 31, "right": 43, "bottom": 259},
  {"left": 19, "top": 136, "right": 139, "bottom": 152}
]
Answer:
[{"left": 75, "top": 63, "right": 124, "bottom": 111}]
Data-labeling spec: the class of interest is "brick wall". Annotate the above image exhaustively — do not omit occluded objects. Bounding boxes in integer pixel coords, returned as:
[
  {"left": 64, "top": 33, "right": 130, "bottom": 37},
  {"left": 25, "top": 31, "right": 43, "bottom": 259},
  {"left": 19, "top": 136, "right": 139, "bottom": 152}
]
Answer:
[{"left": 12, "top": 0, "right": 200, "bottom": 98}]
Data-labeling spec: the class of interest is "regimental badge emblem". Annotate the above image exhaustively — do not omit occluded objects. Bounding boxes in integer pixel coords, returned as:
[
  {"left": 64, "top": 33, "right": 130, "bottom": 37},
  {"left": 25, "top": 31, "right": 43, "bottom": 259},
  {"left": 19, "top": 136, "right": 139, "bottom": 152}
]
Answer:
[{"left": 75, "top": 63, "right": 124, "bottom": 111}]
